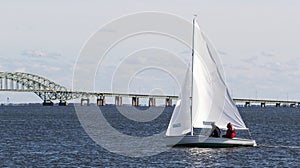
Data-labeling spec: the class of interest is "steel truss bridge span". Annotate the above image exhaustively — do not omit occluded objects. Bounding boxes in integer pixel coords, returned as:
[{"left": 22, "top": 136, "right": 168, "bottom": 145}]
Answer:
[
  {"left": 0, "top": 72, "right": 80, "bottom": 102},
  {"left": 0, "top": 72, "right": 177, "bottom": 104}
]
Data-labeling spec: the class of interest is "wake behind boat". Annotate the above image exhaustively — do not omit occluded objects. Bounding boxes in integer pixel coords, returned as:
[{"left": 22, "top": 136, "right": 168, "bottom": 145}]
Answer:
[{"left": 165, "top": 17, "right": 256, "bottom": 148}]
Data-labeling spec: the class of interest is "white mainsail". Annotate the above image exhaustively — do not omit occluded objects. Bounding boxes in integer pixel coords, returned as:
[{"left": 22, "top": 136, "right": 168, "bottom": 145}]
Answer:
[
  {"left": 191, "top": 21, "right": 246, "bottom": 130},
  {"left": 167, "top": 19, "right": 247, "bottom": 137}
]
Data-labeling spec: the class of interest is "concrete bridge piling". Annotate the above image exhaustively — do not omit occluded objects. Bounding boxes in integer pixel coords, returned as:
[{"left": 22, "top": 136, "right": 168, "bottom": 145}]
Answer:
[
  {"left": 132, "top": 97, "right": 139, "bottom": 106},
  {"left": 149, "top": 98, "right": 156, "bottom": 107},
  {"left": 81, "top": 98, "right": 90, "bottom": 106},
  {"left": 165, "top": 98, "right": 173, "bottom": 107},
  {"left": 59, "top": 100, "right": 67, "bottom": 106},
  {"left": 97, "top": 96, "right": 106, "bottom": 106},
  {"left": 115, "top": 96, "right": 122, "bottom": 106},
  {"left": 43, "top": 100, "right": 54, "bottom": 106}
]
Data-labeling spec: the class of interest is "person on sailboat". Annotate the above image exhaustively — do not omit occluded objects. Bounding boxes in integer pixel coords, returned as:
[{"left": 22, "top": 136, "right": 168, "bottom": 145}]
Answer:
[
  {"left": 210, "top": 122, "right": 221, "bottom": 138},
  {"left": 223, "top": 123, "right": 236, "bottom": 139}
]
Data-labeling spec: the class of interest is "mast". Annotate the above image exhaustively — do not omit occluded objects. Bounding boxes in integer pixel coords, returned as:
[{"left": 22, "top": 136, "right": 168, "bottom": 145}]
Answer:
[{"left": 190, "top": 15, "right": 197, "bottom": 136}]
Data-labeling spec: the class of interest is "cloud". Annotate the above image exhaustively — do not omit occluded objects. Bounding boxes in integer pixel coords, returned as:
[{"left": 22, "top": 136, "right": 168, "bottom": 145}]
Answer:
[
  {"left": 21, "top": 50, "right": 61, "bottom": 59},
  {"left": 0, "top": 49, "right": 74, "bottom": 89},
  {"left": 240, "top": 55, "right": 258, "bottom": 65},
  {"left": 261, "top": 51, "right": 275, "bottom": 57},
  {"left": 217, "top": 50, "right": 227, "bottom": 55},
  {"left": 99, "top": 28, "right": 116, "bottom": 33},
  {"left": 15, "top": 67, "right": 26, "bottom": 72},
  {"left": 30, "top": 63, "right": 62, "bottom": 71},
  {"left": 258, "top": 58, "right": 300, "bottom": 75},
  {"left": 21, "top": 50, "right": 46, "bottom": 57},
  {"left": 226, "top": 53, "right": 300, "bottom": 99},
  {"left": 226, "top": 65, "right": 249, "bottom": 71},
  {"left": 179, "top": 49, "right": 190, "bottom": 54}
]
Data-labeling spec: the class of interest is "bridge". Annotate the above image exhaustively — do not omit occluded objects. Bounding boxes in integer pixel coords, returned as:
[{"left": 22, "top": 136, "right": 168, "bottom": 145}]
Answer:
[
  {"left": 233, "top": 98, "right": 300, "bottom": 107},
  {"left": 1, "top": 72, "right": 299, "bottom": 107},
  {"left": 0, "top": 72, "right": 176, "bottom": 106}
]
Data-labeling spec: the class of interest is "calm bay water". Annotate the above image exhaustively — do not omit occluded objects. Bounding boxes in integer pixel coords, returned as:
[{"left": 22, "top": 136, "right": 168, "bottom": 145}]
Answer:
[{"left": 0, "top": 105, "right": 299, "bottom": 167}]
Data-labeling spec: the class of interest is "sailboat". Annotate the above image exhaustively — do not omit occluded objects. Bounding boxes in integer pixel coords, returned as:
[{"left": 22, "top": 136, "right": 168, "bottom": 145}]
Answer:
[{"left": 165, "top": 17, "right": 256, "bottom": 147}]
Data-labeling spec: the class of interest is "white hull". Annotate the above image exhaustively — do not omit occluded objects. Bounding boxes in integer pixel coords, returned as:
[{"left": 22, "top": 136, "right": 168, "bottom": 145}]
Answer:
[{"left": 165, "top": 135, "right": 257, "bottom": 148}]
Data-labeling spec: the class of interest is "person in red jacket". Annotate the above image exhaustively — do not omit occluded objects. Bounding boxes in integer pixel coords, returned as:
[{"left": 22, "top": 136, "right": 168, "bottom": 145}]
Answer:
[{"left": 222, "top": 123, "right": 236, "bottom": 139}]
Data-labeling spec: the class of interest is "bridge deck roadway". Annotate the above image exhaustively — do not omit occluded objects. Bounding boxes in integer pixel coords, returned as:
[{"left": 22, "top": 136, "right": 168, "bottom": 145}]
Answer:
[{"left": 1, "top": 89, "right": 299, "bottom": 105}]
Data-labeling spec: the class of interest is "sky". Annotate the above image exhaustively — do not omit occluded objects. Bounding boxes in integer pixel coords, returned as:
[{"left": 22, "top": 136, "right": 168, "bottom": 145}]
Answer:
[{"left": 1, "top": 0, "right": 300, "bottom": 103}]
